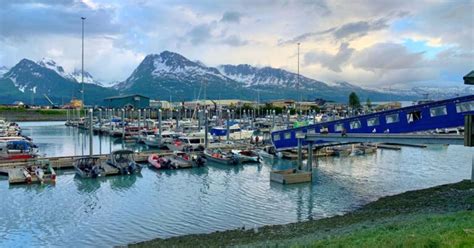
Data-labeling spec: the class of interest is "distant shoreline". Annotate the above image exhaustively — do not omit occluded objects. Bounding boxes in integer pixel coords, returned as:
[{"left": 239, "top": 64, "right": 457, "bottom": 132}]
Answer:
[
  {"left": 0, "top": 108, "right": 75, "bottom": 121},
  {"left": 130, "top": 180, "right": 474, "bottom": 247}
]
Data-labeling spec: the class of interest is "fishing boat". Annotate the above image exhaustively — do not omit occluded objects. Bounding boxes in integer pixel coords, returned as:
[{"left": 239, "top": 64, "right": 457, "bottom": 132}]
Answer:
[
  {"left": 106, "top": 150, "right": 142, "bottom": 174},
  {"left": 203, "top": 149, "right": 239, "bottom": 165},
  {"left": 74, "top": 156, "right": 105, "bottom": 178},
  {"left": 172, "top": 151, "right": 207, "bottom": 167},
  {"left": 231, "top": 149, "right": 261, "bottom": 163},
  {"left": 147, "top": 154, "right": 177, "bottom": 170},
  {"left": 0, "top": 140, "right": 38, "bottom": 160},
  {"left": 22, "top": 159, "right": 56, "bottom": 184}
]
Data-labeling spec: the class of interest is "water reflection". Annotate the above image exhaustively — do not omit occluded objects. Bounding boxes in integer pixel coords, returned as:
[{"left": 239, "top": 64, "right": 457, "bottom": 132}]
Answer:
[
  {"left": 109, "top": 174, "right": 140, "bottom": 191},
  {"left": 0, "top": 122, "right": 471, "bottom": 247}
]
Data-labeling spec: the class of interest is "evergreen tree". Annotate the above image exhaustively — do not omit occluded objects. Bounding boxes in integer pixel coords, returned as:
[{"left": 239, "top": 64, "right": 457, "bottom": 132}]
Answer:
[{"left": 349, "top": 92, "right": 361, "bottom": 110}]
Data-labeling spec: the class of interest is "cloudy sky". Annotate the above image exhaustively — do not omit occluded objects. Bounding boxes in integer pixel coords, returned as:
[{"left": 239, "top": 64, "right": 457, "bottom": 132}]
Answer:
[{"left": 0, "top": 0, "right": 473, "bottom": 89}]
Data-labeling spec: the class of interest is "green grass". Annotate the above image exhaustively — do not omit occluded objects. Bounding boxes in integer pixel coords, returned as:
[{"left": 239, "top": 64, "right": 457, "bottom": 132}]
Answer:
[
  {"left": 131, "top": 180, "right": 474, "bottom": 248},
  {"left": 306, "top": 211, "right": 474, "bottom": 248}
]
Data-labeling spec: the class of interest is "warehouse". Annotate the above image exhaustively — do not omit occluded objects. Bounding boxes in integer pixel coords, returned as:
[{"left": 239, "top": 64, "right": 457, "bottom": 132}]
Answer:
[{"left": 103, "top": 94, "right": 150, "bottom": 109}]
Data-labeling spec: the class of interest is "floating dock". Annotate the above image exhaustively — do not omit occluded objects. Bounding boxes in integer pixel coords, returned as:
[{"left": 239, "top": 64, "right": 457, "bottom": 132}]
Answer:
[{"left": 270, "top": 169, "right": 312, "bottom": 184}]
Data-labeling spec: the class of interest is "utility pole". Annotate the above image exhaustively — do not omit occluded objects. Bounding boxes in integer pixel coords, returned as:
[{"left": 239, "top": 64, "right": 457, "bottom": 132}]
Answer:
[
  {"left": 81, "top": 17, "right": 86, "bottom": 108},
  {"left": 297, "top": 42, "right": 301, "bottom": 117}
]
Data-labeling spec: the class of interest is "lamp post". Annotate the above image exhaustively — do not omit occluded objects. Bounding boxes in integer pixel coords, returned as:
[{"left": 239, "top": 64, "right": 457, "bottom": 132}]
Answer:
[{"left": 81, "top": 17, "right": 86, "bottom": 108}]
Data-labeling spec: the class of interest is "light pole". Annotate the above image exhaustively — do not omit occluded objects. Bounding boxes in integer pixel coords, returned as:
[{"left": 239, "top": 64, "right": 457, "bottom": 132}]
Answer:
[{"left": 81, "top": 17, "right": 86, "bottom": 108}]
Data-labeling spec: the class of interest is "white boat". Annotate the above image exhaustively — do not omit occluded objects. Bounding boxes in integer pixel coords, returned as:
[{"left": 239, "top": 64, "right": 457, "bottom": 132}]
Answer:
[
  {"left": 144, "top": 131, "right": 179, "bottom": 148},
  {"left": 210, "top": 124, "right": 253, "bottom": 141}
]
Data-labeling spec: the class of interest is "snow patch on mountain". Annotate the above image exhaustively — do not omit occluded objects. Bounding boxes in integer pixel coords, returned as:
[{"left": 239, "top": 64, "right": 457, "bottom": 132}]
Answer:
[
  {"left": 0, "top": 66, "right": 9, "bottom": 77},
  {"left": 71, "top": 69, "right": 103, "bottom": 86},
  {"left": 37, "top": 58, "right": 73, "bottom": 80}
]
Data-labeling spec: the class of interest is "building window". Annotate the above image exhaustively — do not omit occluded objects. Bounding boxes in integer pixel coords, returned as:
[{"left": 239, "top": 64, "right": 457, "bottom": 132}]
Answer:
[
  {"left": 284, "top": 132, "right": 292, "bottom": 139},
  {"left": 385, "top": 113, "right": 399, "bottom": 124},
  {"left": 430, "top": 106, "right": 447, "bottom": 117},
  {"left": 456, "top": 101, "right": 474, "bottom": 113},
  {"left": 407, "top": 110, "right": 422, "bottom": 123},
  {"left": 273, "top": 133, "right": 280, "bottom": 141},
  {"left": 350, "top": 120, "right": 361, "bottom": 129},
  {"left": 335, "top": 123, "right": 344, "bottom": 132},
  {"left": 367, "top": 117, "right": 380, "bottom": 127}
]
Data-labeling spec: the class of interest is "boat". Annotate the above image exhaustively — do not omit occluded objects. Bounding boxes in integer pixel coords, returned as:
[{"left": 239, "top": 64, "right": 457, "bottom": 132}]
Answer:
[
  {"left": 106, "top": 150, "right": 142, "bottom": 174},
  {"left": 136, "top": 129, "right": 155, "bottom": 144},
  {"left": 74, "top": 156, "right": 105, "bottom": 178},
  {"left": 144, "top": 131, "right": 179, "bottom": 148},
  {"left": 256, "top": 145, "right": 282, "bottom": 159},
  {"left": 210, "top": 124, "right": 254, "bottom": 141},
  {"left": 172, "top": 151, "right": 207, "bottom": 167},
  {"left": 147, "top": 154, "right": 177, "bottom": 170},
  {"left": 231, "top": 149, "right": 261, "bottom": 163},
  {"left": 0, "top": 140, "right": 38, "bottom": 160},
  {"left": 203, "top": 149, "right": 240, "bottom": 165},
  {"left": 165, "top": 135, "right": 207, "bottom": 152},
  {"left": 22, "top": 159, "right": 56, "bottom": 184}
]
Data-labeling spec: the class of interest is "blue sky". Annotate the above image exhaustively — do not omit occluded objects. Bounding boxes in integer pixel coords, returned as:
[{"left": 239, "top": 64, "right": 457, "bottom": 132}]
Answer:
[{"left": 0, "top": 0, "right": 472, "bottom": 89}]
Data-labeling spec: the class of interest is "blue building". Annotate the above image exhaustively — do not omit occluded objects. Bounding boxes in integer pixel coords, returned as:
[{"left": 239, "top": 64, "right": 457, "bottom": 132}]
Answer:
[{"left": 103, "top": 94, "right": 150, "bottom": 109}]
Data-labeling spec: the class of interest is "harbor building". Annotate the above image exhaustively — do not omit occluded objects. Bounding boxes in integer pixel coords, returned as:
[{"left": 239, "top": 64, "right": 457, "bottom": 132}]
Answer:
[
  {"left": 464, "top": 70, "right": 474, "bottom": 85},
  {"left": 103, "top": 94, "right": 150, "bottom": 109}
]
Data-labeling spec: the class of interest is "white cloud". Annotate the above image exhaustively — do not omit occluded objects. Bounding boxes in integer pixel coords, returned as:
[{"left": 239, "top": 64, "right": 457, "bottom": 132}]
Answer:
[{"left": 0, "top": 0, "right": 472, "bottom": 89}]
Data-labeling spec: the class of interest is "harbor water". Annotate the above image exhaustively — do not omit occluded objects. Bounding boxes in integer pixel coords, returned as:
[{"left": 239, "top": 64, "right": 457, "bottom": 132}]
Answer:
[{"left": 0, "top": 121, "right": 472, "bottom": 247}]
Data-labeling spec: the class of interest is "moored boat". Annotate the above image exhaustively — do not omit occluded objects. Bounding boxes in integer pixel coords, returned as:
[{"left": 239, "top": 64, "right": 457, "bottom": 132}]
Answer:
[
  {"left": 106, "top": 150, "right": 142, "bottom": 174},
  {"left": 22, "top": 159, "right": 56, "bottom": 184},
  {"left": 203, "top": 149, "right": 239, "bottom": 165},
  {"left": 147, "top": 154, "right": 177, "bottom": 170},
  {"left": 74, "top": 156, "right": 105, "bottom": 178},
  {"left": 173, "top": 151, "right": 207, "bottom": 167},
  {"left": 231, "top": 149, "right": 261, "bottom": 163}
]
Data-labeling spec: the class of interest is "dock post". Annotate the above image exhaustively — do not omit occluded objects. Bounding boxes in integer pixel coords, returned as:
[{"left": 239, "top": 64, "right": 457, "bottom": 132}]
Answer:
[
  {"left": 307, "top": 142, "right": 313, "bottom": 172},
  {"left": 471, "top": 153, "right": 474, "bottom": 182},
  {"left": 158, "top": 109, "right": 162, "bottom": 137},
  {"left": 89, "top": 108, "right": 93, "bottom": 156},
  {"left": 205, "top": 110, "right": 209, "bottom": 148},
  {"left": 287, "top": 110, "right": 290, "bottom": 129},
  {"left": 198, "top": 110, "right": 201, "bottom": 130},
  {"left": 272, "top": 110, "right": 275, "bottom": 130},
  {"left": 121, "top": 109, "right": 125, "bottom": 148},
  {"left": 297, "top": 138, "right": 302, "bottom": 170},
  {"left": 176, "top": 109, "right": 179, "bottom": 130},
  {"left": 226, "top": 109, "right": 230, "bottom": 141},
  {"left": 138, "top": 109, "right": 141, "bottom": 130}
]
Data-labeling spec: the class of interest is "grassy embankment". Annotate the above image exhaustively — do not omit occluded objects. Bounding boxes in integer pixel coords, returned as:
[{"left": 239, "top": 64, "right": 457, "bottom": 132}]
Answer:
[
  {"left": 131, "top": 180, "right": 474, "bottom": 247},
  {"left": 0, "top": 107, "right": 84, "bottom": 121}
]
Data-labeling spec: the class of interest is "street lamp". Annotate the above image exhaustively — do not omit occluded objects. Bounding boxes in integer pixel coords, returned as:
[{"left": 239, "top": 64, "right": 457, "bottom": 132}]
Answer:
[{"left": 81, "top": 17, "right": 86, "bottom": 108}]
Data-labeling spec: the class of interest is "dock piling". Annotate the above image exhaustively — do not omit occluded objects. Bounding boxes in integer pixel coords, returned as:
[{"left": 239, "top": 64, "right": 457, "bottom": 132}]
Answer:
[
  {"left": 89, "top": 108, "right": 93, "bottom": 156},
  {"left": 205, "top": 110, "right": 209, "bottom": 148}
]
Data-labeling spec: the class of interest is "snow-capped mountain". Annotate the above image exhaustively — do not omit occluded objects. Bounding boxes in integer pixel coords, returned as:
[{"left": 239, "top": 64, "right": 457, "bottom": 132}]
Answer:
[
  {"left": 71, "top": 68, "right": 103, "bottom": 86},
  {"left": 115, "top": 51, "right": 399, "bottom": 101},
  {"left": 117, "top": 51, "right": 231, "bottom": 90},
  {"left": 376, "top": 86, "right": 474, "bottom": 99},
  {"left": 0, "top": 58, "right": 116, "bottom": 105},
  {"left": 218, "top": 64, "right": 330, "bottom": 89},
  {"left": 0, "top": 66, "right": 9, "bottom": 77},
  {"left": 116, "top": 51, "right": 250, "bottom": 100},
  {"left": 37, "top": 58, "right": 74, "bottom": 80}
]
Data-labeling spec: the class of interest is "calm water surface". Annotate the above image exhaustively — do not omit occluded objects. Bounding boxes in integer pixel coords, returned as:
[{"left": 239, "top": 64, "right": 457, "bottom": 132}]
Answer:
[{"left": 0, "top": 121, "right": 472, "bottom": 247}]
